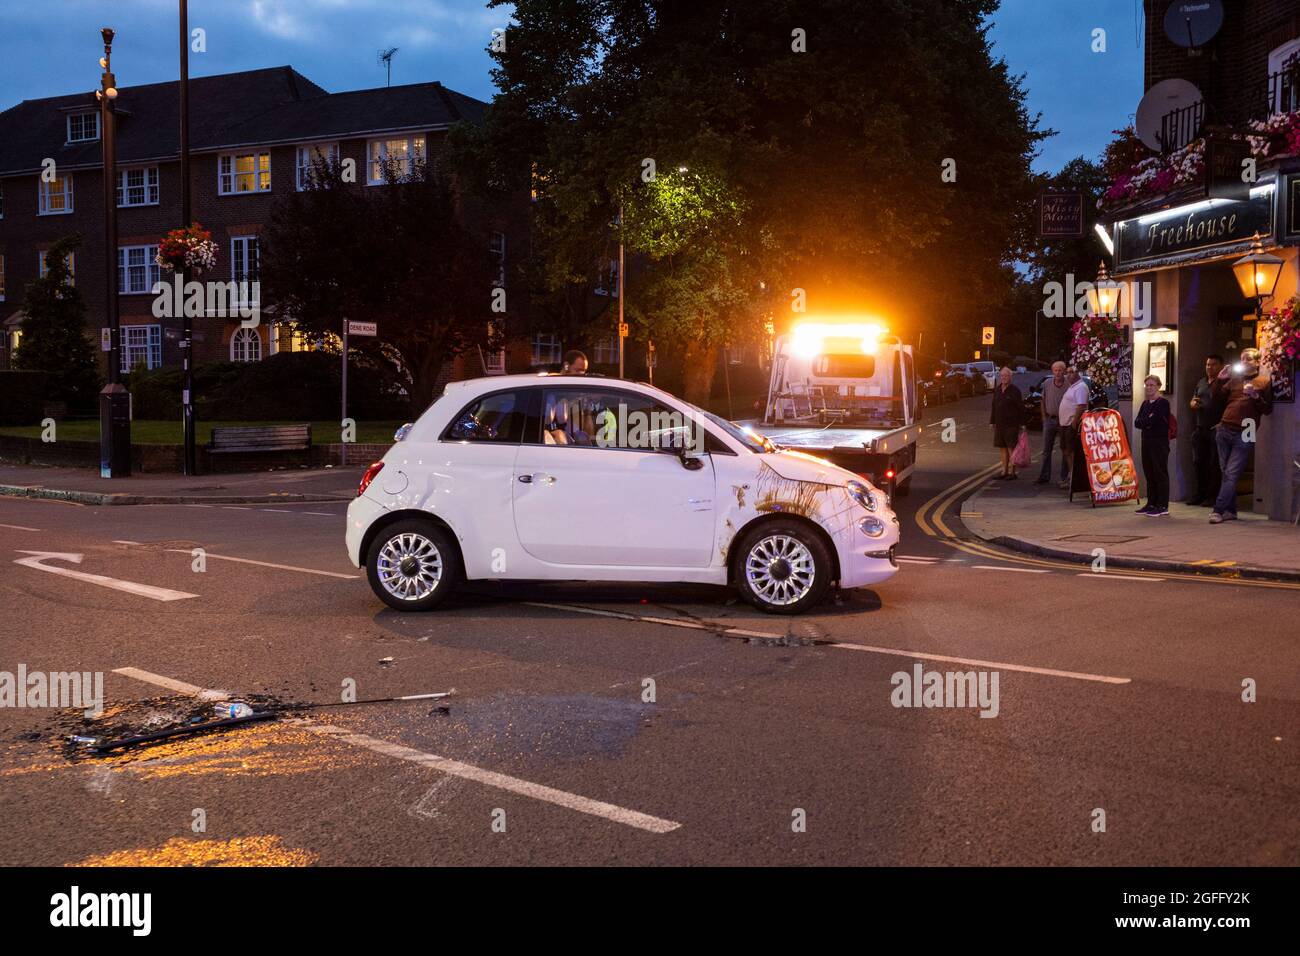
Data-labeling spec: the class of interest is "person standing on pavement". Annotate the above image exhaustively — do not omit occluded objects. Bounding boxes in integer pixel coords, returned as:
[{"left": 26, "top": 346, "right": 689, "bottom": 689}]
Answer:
[
  {"left": 1035, "top": 361, "right": 1069, "bottom": 485},
  {"left": 1209, "top": 348, "right": 1273, "bottom": 524},
  {"left": 1057, "top": 366, "right": 1090, "bottom": 489},
  {"left": 990, "top": 366, "right": 1025, "bottom": 480},
  {"left": 1134, "top": 375, "right": 1172, "bottom": 516},
  {"left": 1188, "top": 354, "right": 1226, "bottom": 506}
]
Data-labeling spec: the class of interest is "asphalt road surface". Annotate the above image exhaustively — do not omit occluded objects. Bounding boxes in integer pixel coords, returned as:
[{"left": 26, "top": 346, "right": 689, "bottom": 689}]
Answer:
[{"left": 1, "top": 395, "right": 1296, "bottom": 866}]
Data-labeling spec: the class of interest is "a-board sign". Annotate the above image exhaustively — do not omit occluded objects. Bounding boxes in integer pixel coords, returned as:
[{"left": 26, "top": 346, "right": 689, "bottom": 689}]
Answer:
[{"left": 1079, "top": 409, "right": 1139, "bottom": 505}]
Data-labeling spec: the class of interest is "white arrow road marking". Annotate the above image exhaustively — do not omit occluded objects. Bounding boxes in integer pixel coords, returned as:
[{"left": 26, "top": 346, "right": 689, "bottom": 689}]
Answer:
[
  {"left": 0, "top": 523, "right": 41, "bottom": 532},
  {"left": 13, "top": 551, "right": 199, "bottom": 602}
]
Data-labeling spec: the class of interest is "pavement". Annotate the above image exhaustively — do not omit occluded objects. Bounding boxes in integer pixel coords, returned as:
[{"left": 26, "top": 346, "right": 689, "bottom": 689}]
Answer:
[
  {"left": 0, "top": 392, "right": 1296, "bottom": 867},
  {"left": 962, "top": 468, "right": 1300, "bottom": 582},
  {"left": 0, "top": 463, "right": 359, "bottom": 506}
]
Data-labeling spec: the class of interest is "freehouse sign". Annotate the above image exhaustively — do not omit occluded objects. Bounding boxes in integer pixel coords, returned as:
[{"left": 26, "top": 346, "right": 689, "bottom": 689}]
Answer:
[{"left": 1114, "top": 188, "right": 1273, "bottom": 269}]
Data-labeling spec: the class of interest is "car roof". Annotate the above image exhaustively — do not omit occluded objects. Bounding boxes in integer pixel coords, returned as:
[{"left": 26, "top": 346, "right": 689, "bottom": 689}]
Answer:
[{"left": 440, "top": 373, "right": 675, "bottom": 402}]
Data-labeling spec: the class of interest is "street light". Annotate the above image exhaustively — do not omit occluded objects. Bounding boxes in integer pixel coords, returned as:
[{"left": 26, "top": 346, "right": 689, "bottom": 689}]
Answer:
[
  {"left": 179, "top": 0, "right": 196, "bottom": 475},
  {"left": 1231, "top": 233, "right": 1284, "bottom": 318},
  {"left": 1086, "top": 261, "right": 1122, "bottom": 317},
  {"left": 98, "top": 27, "right": 131, "bottom": 478}
]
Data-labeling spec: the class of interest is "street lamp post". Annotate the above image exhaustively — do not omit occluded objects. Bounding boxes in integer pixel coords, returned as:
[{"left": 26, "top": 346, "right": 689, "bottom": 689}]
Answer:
[
  {"left": 97, "top": 28, "right": 131, "bottom": 478},
  {"left": 618, "top": 201, "right": 625, "bottom": 379},
  {"left": 179, "top": 0, "right": 196, "bottom": 475}
]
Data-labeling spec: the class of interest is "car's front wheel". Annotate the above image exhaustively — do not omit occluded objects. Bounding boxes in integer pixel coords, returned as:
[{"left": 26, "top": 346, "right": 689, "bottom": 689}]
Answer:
[
  {"left": 365, "top": 519, "right": 460, "bottom": 611},
  {"left": 733, "top": 520, "right": 832, "bottom": 615}
]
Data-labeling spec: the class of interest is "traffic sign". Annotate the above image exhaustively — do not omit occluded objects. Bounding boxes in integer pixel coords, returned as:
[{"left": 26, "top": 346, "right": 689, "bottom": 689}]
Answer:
[
  {"left": 618, "top": 322, "right": 629, "bottom": 337},
  {"left": 347, "top": 321, "right": 377, "bottom": 337},
  {"left": 981, "top": 327, "right": 995, "bottom": 345}
]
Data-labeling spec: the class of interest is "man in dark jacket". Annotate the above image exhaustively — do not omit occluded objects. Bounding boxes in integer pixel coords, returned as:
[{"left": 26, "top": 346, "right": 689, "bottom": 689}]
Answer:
[
  {"left": 1134, "top": 374, "right": 1172, "bottom": 516},
  {"left": 1187, "top": 354, "right": 1226, "bottom": 505},
  {"left": 1210, "top": 348, "right": 1273, "bottom": 523}
]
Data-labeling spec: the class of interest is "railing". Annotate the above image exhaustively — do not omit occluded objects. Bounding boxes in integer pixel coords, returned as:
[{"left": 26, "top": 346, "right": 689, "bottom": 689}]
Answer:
[
  {"left": 1158, "top": 100, "right": 1205, "bottom": 153},
  {"left": 1264, "top": 66, "right": 1299, "bottom": 116}
]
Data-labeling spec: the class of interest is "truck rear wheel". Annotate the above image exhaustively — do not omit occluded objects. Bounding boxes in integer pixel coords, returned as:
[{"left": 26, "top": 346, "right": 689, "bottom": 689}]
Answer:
[
  {"left": 892, "top": 477, "right": 912, "bottom": 498},
  {"left": 733, "top": 520, "right": 832, "bottom": 615}
]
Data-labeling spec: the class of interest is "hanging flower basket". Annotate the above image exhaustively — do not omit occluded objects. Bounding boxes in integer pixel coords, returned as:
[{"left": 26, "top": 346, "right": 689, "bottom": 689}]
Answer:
[
  {"left": 1261, "top": 295, "right": 1300, "bottom": 370},
  {"left": 1070, "top": 313, "right": 1123, "bottom": 387},
  {"left": 156, "top": 223, "right": 218, "bottom": 275}
]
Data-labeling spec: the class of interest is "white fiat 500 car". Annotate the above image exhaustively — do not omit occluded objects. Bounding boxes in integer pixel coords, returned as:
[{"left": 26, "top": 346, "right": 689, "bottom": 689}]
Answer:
[{"left": 345, "top": 375, "right": 900, "bottom": 615}]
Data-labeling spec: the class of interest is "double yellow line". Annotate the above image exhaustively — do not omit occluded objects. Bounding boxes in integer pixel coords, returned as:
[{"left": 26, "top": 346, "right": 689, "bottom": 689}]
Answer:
[{"left": 914, "top": 465, "right": 1300, "bottom": 591}]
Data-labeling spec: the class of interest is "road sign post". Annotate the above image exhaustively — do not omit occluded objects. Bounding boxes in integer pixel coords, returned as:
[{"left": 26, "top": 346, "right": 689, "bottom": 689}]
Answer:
[{"left": 342, "top": 321, "right": 377, "bottom": 462}]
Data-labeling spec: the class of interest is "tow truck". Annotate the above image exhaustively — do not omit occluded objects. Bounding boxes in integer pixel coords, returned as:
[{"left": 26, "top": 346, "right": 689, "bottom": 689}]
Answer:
[{"left": 744, "top": 321, "right": 921, "bottom": 499}]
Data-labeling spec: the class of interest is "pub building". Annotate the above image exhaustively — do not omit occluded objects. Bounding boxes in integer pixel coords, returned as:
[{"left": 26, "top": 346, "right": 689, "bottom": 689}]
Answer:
[{"left": 1098, "top": 0, "right": 1300, "bottom": 522}]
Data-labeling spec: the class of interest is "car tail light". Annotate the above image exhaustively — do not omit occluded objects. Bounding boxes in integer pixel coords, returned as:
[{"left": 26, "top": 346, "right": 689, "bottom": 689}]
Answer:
[
  {"left": 885, "top": 468, "right": 896, "bottom": 480},
  {"left": 358, "top": 461, "right": 384, "bottom": 497}
]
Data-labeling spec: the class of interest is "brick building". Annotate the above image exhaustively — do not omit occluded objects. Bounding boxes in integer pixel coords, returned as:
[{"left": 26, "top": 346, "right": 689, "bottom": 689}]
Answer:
[
  {"left": 1099, "top": 1, "right": 1300, "bottom": 521},
  {"left": 0, "top": 65, "right": 529, "bottom": 384}
]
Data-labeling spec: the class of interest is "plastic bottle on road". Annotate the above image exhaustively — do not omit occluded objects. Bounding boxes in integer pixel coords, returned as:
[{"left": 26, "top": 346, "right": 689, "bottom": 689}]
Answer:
[{"left": 214, "top": 702, "right": 255, "bottom": 719}]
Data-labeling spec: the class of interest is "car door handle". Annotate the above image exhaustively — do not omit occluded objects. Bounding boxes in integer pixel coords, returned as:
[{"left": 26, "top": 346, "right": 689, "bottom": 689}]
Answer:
[
  {"left": 518, "top": 473, "right": 556, "bottom": 485},
  {"left": 517, "top": 475, "right": 532, "bottom": 483}
]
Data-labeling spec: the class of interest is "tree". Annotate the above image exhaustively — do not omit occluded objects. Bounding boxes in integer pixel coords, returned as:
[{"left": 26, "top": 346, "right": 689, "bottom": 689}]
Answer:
[
  {"left": 13, "top": 236, "right": 100, "bottom": 409},
  {"left": 260, "top": 158, "right": 498, "bottom": 413},
  {"left": 456, "top": 0, "right": 1047, "bottom": 402}
]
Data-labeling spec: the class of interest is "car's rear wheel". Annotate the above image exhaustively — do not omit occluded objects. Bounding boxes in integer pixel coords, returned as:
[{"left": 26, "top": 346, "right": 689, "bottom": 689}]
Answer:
[
  {"left": 733, "top": 520, "right": 832, "bottom": 615},
  {"left": 366, "top": 519, "right": 460, "bottom": 611}
]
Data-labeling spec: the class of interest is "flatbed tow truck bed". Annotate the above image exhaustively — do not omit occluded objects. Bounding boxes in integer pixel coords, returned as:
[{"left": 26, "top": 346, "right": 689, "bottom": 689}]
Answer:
[{"left": 739, "top": 420, "right": 922, "bottom": 496}]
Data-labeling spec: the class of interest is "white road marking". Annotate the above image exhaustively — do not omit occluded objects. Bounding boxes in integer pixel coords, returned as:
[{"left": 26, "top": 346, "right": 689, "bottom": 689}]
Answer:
[
  {"left": 0, "top": 523, "right": 41, "bottom": 532},
  {"left": 112, "top": 540, "right": 142, "bottom": 545},
  {"left": 112, "top": 667, "right": 229, "bottom": 700},
  {"left": 302, "top": 512, "right": 337, "bottom": 517},
  {"left": 526, "top": 602, "right": 1131, "bottom": 684},
  {"left": 221, "top": 506, "right": 251, "bottom": 511},
  {"left": 970, "top": 565, "right": 1051, "bottom": 574},
  {"left": 114, "top": 665, "right": 680, "bottom": 834},
  {"left": 163, "top": 549, "right": 359, "bottom": 579},
  {"left": 13, "top": 550, "right": 199, "bottom": 602},
  {"left": 260, "top": 509, "right": 293, "bottom": 513},
  {"left": 828, "top": 643, "right": 1131, "bottom": 684},
  {"left": 306, "top": 723, "right": 681, "bottom": 833},
  {"left": 1076, "top": 573, "right": 1165, "bottom": 582}
]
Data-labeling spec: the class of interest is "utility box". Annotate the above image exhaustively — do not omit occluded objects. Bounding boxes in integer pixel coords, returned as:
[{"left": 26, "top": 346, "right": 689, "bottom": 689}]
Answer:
[{"left": 99, "top": 383, "right": 132, "bottom": 478}]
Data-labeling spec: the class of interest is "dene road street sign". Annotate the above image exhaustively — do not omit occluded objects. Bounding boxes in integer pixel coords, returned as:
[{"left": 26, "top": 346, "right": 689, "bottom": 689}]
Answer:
[{"left": 347, "top": 321, "right": 378, "bottom": 337}]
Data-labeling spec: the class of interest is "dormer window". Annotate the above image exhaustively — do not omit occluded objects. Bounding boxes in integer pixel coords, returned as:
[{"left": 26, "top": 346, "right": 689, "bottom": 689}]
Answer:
[{"left": 66, "top": 112, "right": 100, "bottom": 144}]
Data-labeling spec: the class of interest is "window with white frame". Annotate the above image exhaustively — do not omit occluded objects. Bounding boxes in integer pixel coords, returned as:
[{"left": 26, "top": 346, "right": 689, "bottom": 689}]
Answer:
[
  {"left": 531, "top": 332, "right": 562, "bottom": 366},
  {"left": 231, "top": 236, "right": 260, "bottom": 305},
  {"left": 38, "top": 250, "right": 75, "bottom": 285},
  {"left": 593, "top": 335, "right": 618, "bottom": 364},
  {"left": 38, "top": 174, "right": 73, "bottom": 214},
  {"left": 230, "top": 326, "right": 261, "bottom": 362},
  {"left": 489, "top": 231, "right": 506, "bottom": 287},
  {"left": 1269, "top": 40, "right": 1300, "bottom": 114},
  {"left": 117, "top": 245, "right": 161, "bottom": 294},
  {"left": 121, "top": 324, "right": 162, "bottom": 372},
  {"left": 594, "top": 257, "right": 619, "bottom": 296},
  {"left": 66, "top": 112, "right": 99, "bottom": 143},
  {"left": 218, "top": 152, "right": 271, "bottom": 194},
  {"left": 296, "top": 142, "right": 339, "bottom": 190},
  {"left": 116, "top": 167, "right": 160, "bottom": 207},
  {"left": 367, "top": 135, "right": 426, "bottom": 183}
]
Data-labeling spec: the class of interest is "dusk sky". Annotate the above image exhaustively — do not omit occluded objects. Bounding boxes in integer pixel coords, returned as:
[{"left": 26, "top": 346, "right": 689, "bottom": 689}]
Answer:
[{"left": 0, "top": 0, "right": 1144, "bottom": 174}]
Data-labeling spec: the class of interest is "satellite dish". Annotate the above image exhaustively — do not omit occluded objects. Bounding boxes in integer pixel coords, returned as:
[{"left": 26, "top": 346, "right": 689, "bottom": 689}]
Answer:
[
  {"left": 1163, "top": 0, "right": 1224, "bottom": 49},
  {"left": 1135, "top": 78, "right": 1203, "bottom": 150}
]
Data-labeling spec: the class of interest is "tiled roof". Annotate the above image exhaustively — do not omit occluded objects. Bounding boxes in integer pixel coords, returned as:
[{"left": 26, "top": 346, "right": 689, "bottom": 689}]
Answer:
[{"left": 0, "top": 66, "right": 487, "bottom": 175}]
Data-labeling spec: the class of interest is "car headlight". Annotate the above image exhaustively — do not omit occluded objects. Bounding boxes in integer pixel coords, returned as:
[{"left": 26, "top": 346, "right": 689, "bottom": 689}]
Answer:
[
  {"left": 847, "top": 480, "right": 877, "bottom": 512},
  {"left": 859, "top": 517, "right": 886, "bottom": 537}
]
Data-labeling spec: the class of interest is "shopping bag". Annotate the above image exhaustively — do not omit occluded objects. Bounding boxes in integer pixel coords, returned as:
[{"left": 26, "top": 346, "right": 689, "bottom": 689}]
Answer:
[{"left": 1011, "top": 428, "right": 1031, "bottom": 468}]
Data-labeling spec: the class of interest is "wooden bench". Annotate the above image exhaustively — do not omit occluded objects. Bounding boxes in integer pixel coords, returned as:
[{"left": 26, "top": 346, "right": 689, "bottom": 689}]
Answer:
[{"left": 209, "top": 424, "right": 312, "bottom": 454}]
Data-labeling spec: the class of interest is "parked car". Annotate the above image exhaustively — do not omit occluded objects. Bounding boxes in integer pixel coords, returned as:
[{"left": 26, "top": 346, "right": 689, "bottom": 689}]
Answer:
[
  {"left": 347, "top": 374, "right": 901, "bottom": 615},
  {"left": 919, "top": 360, "right": 960, "bottom": 407}
]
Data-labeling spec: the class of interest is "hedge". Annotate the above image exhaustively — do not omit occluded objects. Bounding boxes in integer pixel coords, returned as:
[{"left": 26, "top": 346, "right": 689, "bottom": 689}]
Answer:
[{"left": 0, "top": 370, "right": 50, "bottom": 425}]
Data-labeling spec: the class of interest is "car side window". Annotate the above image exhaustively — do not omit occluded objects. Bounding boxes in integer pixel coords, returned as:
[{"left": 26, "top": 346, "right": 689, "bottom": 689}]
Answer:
[
  {"left": 540, "top": 388, "right": 700, "bottom": 451},
  {"left": 443, "top": 390, "right": 528, "bottom": 443}
]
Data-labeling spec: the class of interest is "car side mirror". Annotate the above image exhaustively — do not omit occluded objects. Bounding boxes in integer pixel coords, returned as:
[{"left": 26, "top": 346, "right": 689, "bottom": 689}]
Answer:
[{"left": 678, "top": 445, "right": 706, "bottom": 470}]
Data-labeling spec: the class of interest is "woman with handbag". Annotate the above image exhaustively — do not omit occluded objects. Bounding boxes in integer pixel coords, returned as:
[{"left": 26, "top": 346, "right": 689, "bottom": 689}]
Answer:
[{"left": 989, "top": 367, "right": 1025, "bottom": 480}]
